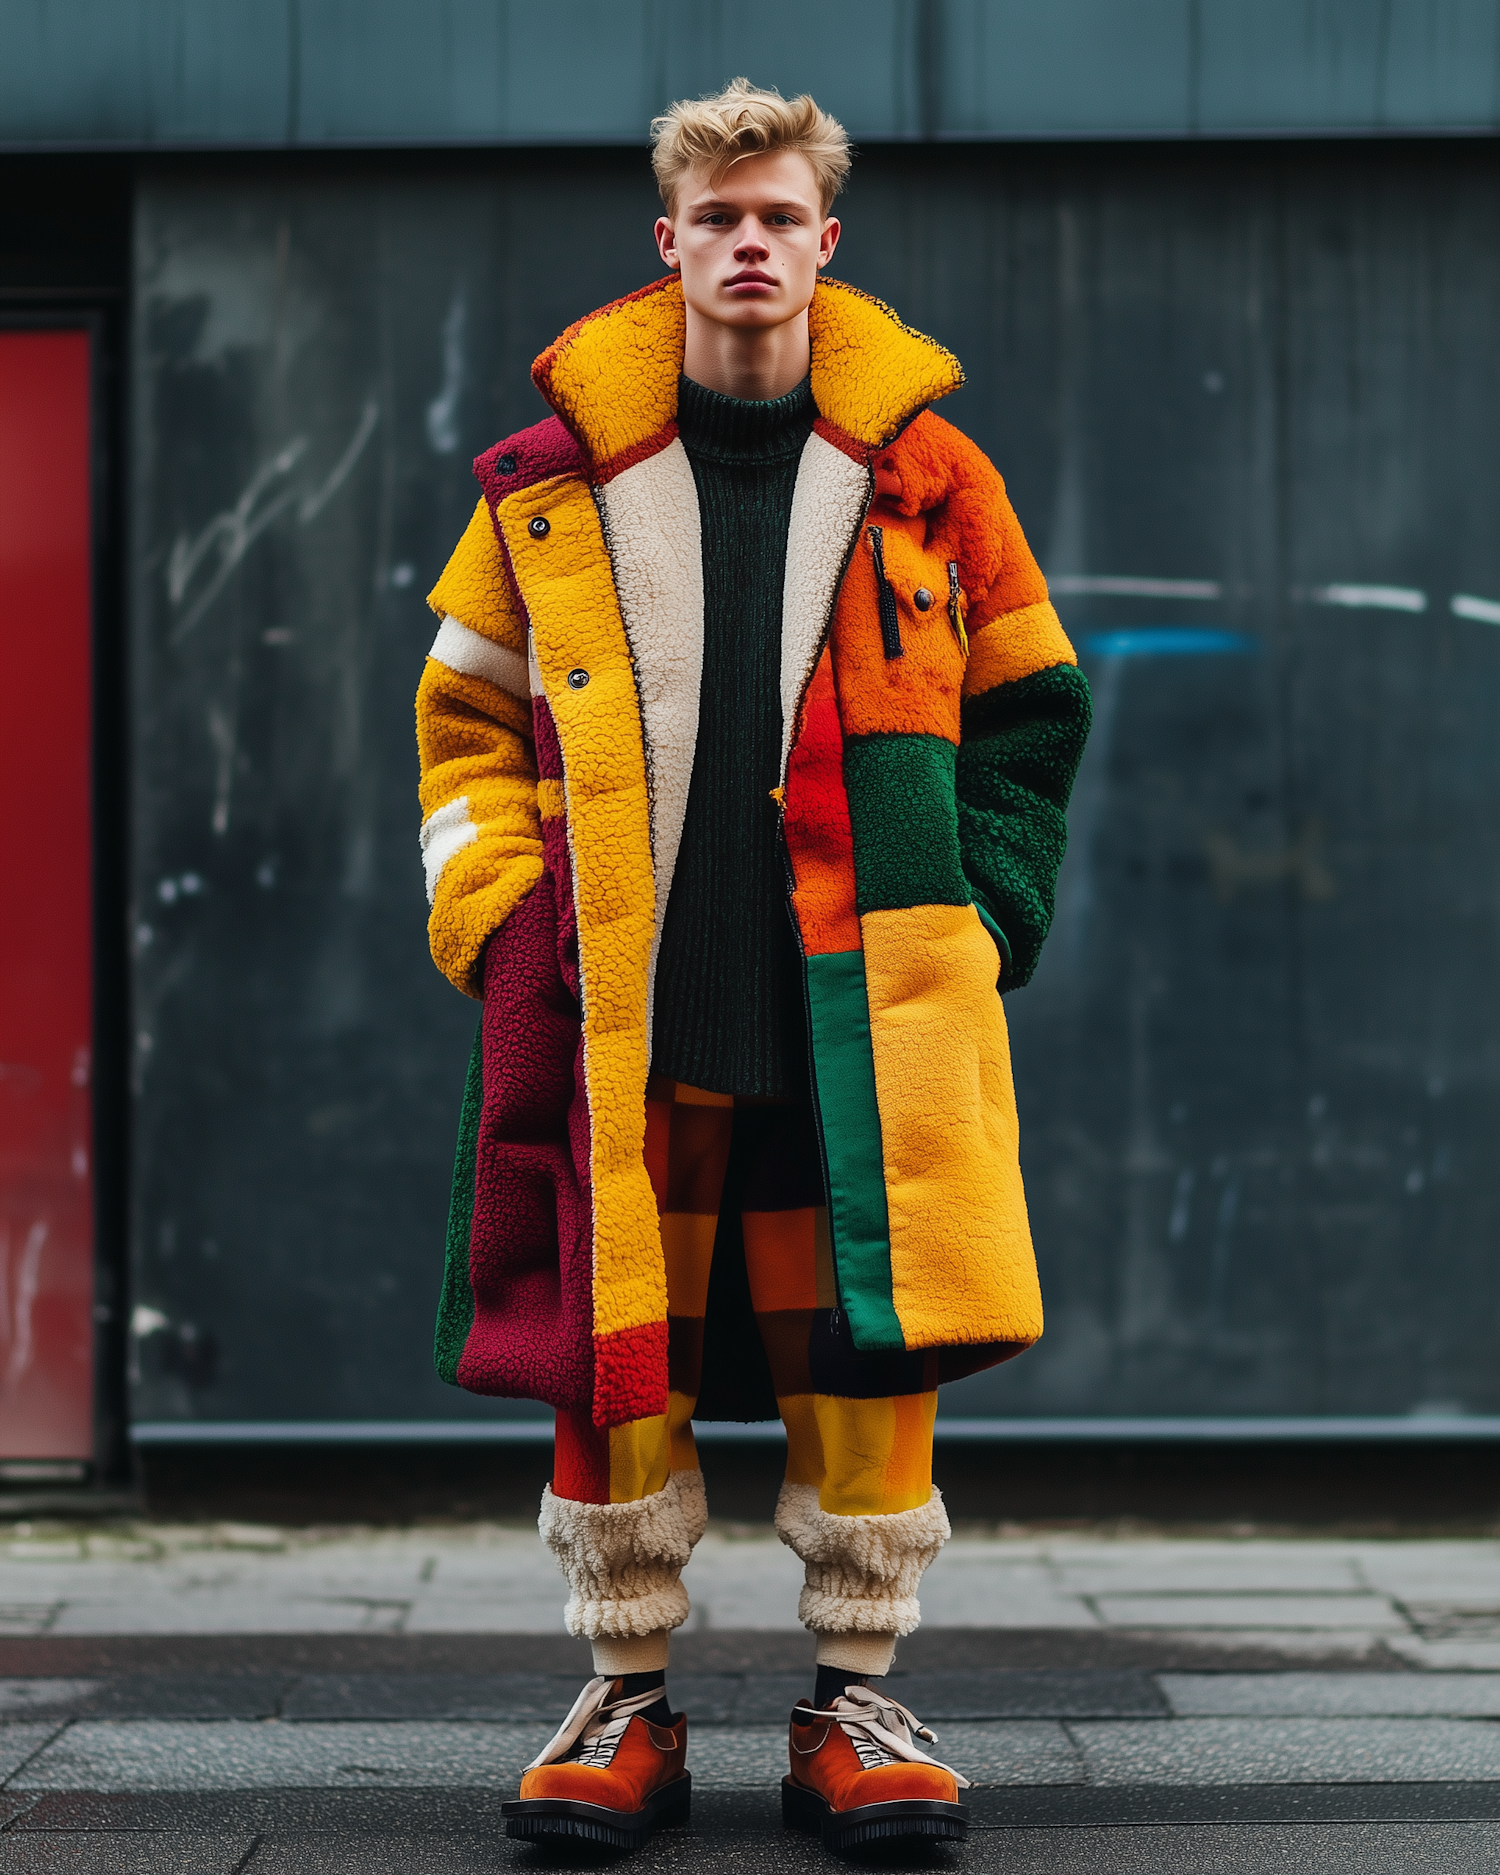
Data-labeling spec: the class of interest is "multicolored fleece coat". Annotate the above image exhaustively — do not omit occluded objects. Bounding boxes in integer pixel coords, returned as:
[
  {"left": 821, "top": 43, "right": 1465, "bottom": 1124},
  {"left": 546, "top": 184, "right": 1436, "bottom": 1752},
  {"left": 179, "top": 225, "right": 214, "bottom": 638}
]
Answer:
[{"left": 416, "top": 275, "right": 1091, "bottom": 1432}]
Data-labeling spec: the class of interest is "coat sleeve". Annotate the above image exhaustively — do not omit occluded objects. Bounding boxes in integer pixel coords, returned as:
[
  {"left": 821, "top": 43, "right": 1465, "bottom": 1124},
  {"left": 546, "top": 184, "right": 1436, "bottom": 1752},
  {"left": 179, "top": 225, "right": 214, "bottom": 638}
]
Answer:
[
  {"left": 416, "top": 496, "right": 544, "bottom": 997},
  {"left": 953, "top": 476, "right": 1092, "bottom": 991}
]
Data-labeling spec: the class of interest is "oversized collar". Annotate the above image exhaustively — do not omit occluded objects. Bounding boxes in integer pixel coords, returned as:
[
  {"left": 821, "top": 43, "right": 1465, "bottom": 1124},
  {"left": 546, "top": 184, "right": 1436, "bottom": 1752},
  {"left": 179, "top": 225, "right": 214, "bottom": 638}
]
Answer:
[{"left": 531, "top": 274, "right": 963, "bottom": 483}]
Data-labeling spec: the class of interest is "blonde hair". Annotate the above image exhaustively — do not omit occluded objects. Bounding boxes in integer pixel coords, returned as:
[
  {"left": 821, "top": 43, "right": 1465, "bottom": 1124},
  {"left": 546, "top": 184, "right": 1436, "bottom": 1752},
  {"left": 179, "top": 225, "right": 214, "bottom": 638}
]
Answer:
[{"left": 651, "top": 77, "right": 851, "bottom": 216}]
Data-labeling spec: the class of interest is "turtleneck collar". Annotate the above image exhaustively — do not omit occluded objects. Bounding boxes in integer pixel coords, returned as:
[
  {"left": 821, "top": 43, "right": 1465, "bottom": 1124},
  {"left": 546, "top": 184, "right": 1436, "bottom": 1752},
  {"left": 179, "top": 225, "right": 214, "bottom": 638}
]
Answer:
[{"left": 675, "top": 373, "right": 815, "bottom": 466}]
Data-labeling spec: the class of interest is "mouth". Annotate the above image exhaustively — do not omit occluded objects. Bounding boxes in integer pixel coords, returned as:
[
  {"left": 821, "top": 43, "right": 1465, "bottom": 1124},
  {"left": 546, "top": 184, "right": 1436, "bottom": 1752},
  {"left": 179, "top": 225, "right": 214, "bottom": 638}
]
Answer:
[{"left": 724, "top": 270, "right": 778, "bottom": 293}]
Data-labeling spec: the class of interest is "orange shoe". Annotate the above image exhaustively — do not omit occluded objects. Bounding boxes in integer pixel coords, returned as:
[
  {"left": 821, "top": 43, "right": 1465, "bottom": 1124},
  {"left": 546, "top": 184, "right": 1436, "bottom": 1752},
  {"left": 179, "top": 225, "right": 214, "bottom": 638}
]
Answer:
[
  {"left": 502, "top": 1675, "right": 690, "bottom": 1852},
  {"left": 782, "top": 1684, "right": 970, "bottom": 1854}
]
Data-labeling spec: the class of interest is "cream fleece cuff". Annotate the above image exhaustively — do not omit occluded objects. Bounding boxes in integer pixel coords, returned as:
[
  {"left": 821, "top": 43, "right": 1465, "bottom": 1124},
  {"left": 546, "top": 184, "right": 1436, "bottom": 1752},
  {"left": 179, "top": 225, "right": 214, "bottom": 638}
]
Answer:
[
  {"left": 538, "top": 1467, "right": 708, "bottom": 1641},
  {"left": 774, "top": 1480, "right": 951, "bottom": 1638}
]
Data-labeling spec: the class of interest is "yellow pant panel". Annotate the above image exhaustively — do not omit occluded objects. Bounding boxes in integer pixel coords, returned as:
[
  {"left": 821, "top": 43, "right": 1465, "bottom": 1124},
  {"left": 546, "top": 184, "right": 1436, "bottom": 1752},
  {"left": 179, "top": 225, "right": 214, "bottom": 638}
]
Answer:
[
  {"left": 608, "top": 1386, "right": 702, "bottom": 1500},
  {"left": 608, "top": 1412, "right": 670, "bottom": 1503},
  {"left": 605, "top": 1387, "right": 934, "bottom": 1513},
  {"left": 778, "top": 1393, "right": 826, "bottom": 1488},
  {"left": 884, "top": 1390, "right": 940, "bottom": 1510},
  {"left": 810, "top": 1391, "right": 937, "bottom": 1515}
]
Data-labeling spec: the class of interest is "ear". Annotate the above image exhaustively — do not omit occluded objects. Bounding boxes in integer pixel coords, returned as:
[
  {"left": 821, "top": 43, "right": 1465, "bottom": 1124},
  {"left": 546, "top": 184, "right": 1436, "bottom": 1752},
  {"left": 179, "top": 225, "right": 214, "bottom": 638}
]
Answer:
[
  {"left": 655, "top": 215, "right": 681, "bottom": 271},
  {"left": 816, "top": 217, "right": 841, "bottom": 270}
]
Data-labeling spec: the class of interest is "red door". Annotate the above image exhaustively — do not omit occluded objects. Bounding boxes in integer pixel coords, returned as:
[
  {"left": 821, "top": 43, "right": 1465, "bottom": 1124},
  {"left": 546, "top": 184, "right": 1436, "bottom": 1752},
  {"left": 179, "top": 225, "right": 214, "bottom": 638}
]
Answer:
[{"left": 0, "top": 330, "right": 95, "bottom": 1460}]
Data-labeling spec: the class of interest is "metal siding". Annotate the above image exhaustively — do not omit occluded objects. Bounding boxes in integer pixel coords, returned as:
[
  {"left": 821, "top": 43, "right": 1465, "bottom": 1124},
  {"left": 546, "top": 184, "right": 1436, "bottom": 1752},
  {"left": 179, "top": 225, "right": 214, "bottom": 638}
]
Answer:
[
  {"left": 0, "top": 1, "right": 293, "bottom": 147},
  {"left": 940, "top": 0, "right": 1195, "bottom": 139},
  {"left": 140, "top": 1, "right": 295, "bottom": 145},
  {"left": 295, "top": 0, "right": 508, "bottom": 144},
  {"left": 1381, "top": 0, "right": 1500, "bottom": 127},
  {"left": 486, "top": 2, "right": 654, "bottom": 144},
  {"left": 644, "top": 0, "right": 920, "bottom": 145},
  {"left": 9, "top": 1, "right": 1500, "bottom": 147},
  {"left": 128, "top": 143, "right": 1500, "bottom": 1426},
  {"left": 1198, "top": 0, "right": 1389, "bottom": 131},
  {"left": 1197, "top": 0, "right": 1500, "bottom": 133},
  {"left": 290, "top": 0, "right": 921, "bottom": 147}
]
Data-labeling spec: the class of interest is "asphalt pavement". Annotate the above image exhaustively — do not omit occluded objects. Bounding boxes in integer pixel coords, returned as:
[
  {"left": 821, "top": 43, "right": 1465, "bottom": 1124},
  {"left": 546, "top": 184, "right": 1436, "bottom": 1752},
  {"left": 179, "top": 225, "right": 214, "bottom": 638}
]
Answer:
[{"left": 1, "top": 1518, "right": 1498, "bottom": 1870}]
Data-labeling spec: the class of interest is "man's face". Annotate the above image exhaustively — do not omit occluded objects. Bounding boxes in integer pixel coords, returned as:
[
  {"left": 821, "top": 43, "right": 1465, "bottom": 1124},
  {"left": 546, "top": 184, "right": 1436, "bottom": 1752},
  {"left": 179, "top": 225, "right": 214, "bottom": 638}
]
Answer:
[{"left": 656, "top": 149, "right": 840, "bottom": 333}]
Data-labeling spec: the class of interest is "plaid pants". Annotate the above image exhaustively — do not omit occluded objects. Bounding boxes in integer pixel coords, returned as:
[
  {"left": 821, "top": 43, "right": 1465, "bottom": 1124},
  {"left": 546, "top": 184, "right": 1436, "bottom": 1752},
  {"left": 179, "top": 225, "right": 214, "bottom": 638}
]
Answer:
[{"left": 552, "top": 1078, "right": 940, "bottom": 1511}]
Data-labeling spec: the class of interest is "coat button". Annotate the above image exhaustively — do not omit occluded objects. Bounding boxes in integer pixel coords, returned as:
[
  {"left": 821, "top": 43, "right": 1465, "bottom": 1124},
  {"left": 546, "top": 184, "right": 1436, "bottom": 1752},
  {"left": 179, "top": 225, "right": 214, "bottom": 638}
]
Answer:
[
  {"left": 496, "top": 454, "right": 516, "bottom": 475},
  {"left": 914, "top": 587, "right": 933, "bottom": 611},
  {"left": 567, "top": 668, "right": 590, "bottom": 689},
  {"left": 529, "top": 516, "right": 550, "bottom": 537}
]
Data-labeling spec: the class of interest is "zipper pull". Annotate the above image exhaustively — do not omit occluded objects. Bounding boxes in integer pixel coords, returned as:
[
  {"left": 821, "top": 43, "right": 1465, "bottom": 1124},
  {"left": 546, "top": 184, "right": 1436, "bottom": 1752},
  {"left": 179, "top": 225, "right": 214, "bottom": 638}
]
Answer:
[
  {"left": 867, "top": 526, "right": 903, "bottom": 659},
  {"left": 947, "top": 562, "right": 968, "bottom": 657}
]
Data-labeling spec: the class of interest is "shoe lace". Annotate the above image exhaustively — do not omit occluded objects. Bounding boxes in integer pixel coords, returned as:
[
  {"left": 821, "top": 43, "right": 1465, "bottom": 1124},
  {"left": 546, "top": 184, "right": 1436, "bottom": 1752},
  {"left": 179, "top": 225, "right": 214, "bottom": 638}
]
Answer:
[
  {"left": 798, "top": 1684, "right": 972, "bottom": 1789},
  {"left": 525, "top": 1675, "right": 668, "bottom": 1773}
]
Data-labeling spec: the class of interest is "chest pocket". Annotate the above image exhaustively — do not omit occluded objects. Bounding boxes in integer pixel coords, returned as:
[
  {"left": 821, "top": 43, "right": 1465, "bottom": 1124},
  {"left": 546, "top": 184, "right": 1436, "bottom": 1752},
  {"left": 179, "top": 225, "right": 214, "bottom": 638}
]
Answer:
[{"left": 866, "top": 526, "right": 969, "bottom": 666}]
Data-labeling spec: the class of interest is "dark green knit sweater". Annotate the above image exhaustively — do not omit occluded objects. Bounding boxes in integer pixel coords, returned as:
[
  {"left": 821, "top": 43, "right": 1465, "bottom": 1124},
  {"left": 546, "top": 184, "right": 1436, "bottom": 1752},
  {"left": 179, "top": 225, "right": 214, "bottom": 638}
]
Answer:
[{"left": 650, "top": 374, "right": 816, "bottom": 1098}]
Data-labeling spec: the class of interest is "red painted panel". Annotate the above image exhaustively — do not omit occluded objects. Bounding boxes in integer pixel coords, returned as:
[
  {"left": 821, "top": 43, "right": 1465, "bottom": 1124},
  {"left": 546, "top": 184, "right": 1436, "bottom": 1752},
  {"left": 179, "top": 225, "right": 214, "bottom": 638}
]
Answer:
[{"left": 0, "top": 331, "right": 95, "bottom": 1459}]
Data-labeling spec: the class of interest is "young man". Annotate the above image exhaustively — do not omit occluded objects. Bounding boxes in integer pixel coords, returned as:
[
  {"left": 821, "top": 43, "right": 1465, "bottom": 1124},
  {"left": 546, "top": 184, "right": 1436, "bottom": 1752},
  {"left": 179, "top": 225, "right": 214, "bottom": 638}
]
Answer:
[{"left": 416, "top": 80, "right": 1090, "bottom": 1854}]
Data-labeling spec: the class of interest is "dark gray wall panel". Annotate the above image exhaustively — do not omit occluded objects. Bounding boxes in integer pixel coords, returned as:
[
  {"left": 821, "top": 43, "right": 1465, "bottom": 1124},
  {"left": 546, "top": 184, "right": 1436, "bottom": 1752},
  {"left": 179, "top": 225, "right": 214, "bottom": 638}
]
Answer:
[{"left": 130, "top": 142, "right": 1500, "bottom": 1424}]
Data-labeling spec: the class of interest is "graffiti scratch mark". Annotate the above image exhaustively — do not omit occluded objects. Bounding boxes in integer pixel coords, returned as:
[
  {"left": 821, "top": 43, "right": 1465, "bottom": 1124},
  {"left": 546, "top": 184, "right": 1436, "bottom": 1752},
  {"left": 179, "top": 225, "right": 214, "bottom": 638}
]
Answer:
[
  {"left": 167, "top": 438, "right": 308, "bottom": 638},
  {"left": 299, "top": 400, "right": 380, "bottom": 523},
  {"left": 168, "top": 399, "right": 380, "bottom": 642}
]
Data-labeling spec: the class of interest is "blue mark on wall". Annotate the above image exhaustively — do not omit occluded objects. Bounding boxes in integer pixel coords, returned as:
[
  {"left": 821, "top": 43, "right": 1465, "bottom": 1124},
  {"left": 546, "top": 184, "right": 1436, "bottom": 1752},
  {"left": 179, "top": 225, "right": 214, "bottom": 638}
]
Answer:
[{"left": 1077, "top": 628, "right": 1257, "bottom": 658}]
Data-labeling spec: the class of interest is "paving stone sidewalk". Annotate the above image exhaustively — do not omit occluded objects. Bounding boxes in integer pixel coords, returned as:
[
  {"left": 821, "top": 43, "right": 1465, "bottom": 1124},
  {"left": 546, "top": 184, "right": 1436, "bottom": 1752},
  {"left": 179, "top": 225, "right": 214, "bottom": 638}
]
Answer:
[
  {"left": 2, "top": 1519, "right": 1498, "bottom": 1664},
  {"left": 0, "top": 1522, "right": 1498, "bottom": 1869}
]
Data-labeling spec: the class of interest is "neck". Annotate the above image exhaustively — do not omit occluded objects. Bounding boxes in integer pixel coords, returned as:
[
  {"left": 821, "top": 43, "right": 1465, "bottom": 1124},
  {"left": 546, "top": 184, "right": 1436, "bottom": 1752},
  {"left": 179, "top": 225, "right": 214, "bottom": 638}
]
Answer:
[{"left": 681, "top": 306, "right": 812, "bottom": 401}]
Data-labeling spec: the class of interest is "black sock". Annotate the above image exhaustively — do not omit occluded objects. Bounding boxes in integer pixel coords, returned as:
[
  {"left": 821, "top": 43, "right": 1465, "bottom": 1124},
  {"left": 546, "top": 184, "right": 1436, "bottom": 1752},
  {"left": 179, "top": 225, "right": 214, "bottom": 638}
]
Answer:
[
  {"left": 619, "top": 1668, "right": 673, "bottom": 1727},
  {"left": 812, "top": 1663, "right": 870, "bottom": 1710}
]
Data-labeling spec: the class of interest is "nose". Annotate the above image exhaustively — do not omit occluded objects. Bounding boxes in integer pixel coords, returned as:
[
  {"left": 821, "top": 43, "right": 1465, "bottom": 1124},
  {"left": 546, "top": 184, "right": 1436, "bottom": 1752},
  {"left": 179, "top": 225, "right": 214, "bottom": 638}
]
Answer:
[{"left": 733, "top": 218, "right": 770, "bottom": 263}]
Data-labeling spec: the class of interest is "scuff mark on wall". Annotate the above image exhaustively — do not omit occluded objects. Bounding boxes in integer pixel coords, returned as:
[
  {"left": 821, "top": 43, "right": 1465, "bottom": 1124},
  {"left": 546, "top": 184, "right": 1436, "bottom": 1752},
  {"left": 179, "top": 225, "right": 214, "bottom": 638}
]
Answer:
[
  {"left": 1203, "top": 821, "right": 1335, "bottom": 902},
  {"left": 206, "top": 706, "right": 237, "bottom": 837},
  {"left": 425, "top": 291, "right": 466, "bottom": 455}
]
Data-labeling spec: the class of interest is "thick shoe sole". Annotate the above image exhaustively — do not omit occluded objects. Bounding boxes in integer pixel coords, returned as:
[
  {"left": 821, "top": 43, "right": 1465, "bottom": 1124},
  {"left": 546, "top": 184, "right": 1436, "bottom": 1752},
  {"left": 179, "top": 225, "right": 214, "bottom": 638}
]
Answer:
[
  {"left": 503, "top": 1773, "right": 691, "bottom": 1852},
  {"left": 782, "top": 1775, "right": 968, "bottom": 1853}
]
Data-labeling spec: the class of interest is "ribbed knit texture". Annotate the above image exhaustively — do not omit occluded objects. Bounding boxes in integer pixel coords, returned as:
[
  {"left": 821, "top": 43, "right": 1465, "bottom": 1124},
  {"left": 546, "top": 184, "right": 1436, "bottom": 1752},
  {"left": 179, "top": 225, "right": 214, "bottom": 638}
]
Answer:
[{"left": 650, "top": 373, "right": 816, "bottom": 1097}]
